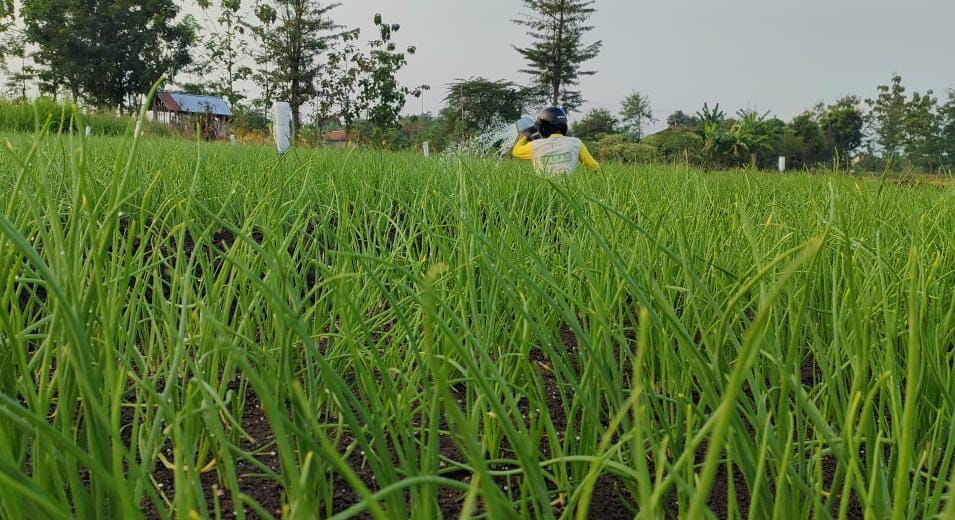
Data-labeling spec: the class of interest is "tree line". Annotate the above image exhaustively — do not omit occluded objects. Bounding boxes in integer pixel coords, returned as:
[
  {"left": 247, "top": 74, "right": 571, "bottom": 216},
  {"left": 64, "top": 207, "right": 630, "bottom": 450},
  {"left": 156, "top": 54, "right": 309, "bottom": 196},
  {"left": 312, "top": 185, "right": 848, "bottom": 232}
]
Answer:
[
  {"left": 1, "top": 0, "right": 952, "bottom": 171},
  {"left": 427, "top": 71, "right": 955, "bottom": 172},
  {"left": 0, "top": 0, "right": 603, "bottom": 145},
  {"left": 0, "top": 0, "right": 603, "bottom": 147},
  {"left": 0, "top": 0, "right": 429, "bottom": 144},
  {"left": 564, "top": 74, "right": 955, "bottom": 172}
]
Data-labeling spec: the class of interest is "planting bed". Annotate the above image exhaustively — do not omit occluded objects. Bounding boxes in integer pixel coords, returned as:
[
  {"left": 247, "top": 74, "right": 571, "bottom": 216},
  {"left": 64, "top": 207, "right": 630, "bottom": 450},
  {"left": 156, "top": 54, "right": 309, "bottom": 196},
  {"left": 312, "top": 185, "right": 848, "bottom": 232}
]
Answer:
[{"left": 2, "top": 131, "right": 955, "bottom": 518}]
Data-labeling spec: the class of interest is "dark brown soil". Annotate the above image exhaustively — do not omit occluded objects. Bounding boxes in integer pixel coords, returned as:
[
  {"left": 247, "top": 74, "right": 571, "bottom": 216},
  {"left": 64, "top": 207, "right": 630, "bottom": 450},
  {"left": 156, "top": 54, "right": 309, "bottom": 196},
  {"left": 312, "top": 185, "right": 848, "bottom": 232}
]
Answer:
[
  {"left": 129, "top": 371, "right": 867, "bottom": 519},
  {"left": 586, "top": 475, "right": 637, "bottom": 519},
  {"left": 559, "top": 322, "right": 580, "bottom": 358},
  {"left": 15, "top": 279, "right": 47, "bottom": 313},
  {"left": 708, "top": 462, "right": 751, "bottom": 520},
  {"left": 523, "top": 322, "right": 586, "bottom": 435},
  {"left": 528, "top": 347, "right": 569, "bottom": 433},
  {"left": 820, "top": 456, "right": 865, "bottom": 519},
  {"left": 433, "top": 434, "right": 474, "bottom": 517},
  {"left": 801, "top": 352, "right": 822, "bottom": 387},
  {"left": 142, "top": 391, "right": 284, "bottom": 519}
]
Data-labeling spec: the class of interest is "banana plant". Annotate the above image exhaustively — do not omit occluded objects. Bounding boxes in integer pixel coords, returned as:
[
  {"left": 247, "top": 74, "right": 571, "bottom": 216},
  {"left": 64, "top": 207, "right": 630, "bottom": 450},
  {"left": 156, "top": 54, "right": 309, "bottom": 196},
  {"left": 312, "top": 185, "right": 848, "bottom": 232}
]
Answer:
[{"left": 729, "top": 110, "right": 782, "bottom": 168}]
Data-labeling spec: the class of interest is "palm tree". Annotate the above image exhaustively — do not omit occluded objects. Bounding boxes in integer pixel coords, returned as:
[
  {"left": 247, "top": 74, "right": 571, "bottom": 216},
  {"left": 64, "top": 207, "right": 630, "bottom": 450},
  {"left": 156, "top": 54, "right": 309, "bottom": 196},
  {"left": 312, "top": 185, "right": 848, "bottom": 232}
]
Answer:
[{"left": 729, "top": 110, "right": 780, "bottom": 168}]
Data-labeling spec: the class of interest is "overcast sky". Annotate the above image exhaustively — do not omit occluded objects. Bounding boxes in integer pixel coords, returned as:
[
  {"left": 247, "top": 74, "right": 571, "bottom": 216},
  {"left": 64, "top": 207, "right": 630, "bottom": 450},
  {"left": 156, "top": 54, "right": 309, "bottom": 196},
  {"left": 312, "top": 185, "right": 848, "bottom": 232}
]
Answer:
[{"left": 320, "top": 0, "right": 955, "bottom": 129}]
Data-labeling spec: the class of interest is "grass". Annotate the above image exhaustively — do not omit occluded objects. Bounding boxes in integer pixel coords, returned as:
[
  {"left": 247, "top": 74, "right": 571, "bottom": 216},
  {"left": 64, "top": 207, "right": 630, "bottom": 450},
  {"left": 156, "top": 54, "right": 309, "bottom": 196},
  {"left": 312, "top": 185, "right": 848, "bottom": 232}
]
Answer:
[
  {"left": 0, "top": 97, "right": 172, "bottom": 137},
  {"left": 2, "top": 117, "right": 955, "bottom": 519}
]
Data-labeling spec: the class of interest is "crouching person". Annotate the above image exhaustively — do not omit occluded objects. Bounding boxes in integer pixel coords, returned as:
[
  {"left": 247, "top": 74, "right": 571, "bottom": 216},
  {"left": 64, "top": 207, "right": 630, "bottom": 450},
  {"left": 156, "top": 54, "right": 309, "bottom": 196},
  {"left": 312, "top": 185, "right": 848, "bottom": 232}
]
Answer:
[{"left": 512, "top": 107, "right": 600, "bottom": 175}]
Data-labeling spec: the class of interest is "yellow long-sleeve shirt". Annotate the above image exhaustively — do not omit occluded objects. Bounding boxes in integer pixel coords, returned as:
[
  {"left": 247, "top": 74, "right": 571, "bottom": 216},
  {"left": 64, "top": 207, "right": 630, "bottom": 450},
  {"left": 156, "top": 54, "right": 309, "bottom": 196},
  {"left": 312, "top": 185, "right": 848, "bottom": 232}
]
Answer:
[{"left": 512, "top": 134, "right": 600, "bottom": 174}]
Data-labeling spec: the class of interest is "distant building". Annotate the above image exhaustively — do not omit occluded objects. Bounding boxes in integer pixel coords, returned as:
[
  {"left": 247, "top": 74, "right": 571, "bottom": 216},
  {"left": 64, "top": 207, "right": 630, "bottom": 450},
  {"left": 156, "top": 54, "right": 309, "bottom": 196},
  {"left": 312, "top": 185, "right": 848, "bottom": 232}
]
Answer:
[
  {"left": 151, "top": 92, "right": 232, "bottom": 140},
  {"left": 324, "top": 129, "right": 355, "bottom": 148}
]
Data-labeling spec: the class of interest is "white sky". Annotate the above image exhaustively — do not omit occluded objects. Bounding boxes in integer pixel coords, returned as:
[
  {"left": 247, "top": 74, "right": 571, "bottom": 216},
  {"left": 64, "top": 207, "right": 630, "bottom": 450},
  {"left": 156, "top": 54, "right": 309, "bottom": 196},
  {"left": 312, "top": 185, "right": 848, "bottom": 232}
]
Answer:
[
  {"left": 326, "top": 0, "right": 955, "bottom": 128},
  {"left": 10, "top": 0, "right": 954, "bottom": 128}
]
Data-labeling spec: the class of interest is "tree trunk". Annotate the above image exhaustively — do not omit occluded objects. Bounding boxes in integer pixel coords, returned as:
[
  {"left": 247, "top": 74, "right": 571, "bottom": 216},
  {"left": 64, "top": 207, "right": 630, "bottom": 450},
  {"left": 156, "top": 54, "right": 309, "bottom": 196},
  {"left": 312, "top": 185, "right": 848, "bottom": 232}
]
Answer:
[
  {"left": 290, "top": 63, "right": 301, "bottom": 140},
  {"left": 553, "top": 4, "right": 565, "bottom": 106},
  {"left": 291, "top": 100, "right": 300, "bottom": 142}
]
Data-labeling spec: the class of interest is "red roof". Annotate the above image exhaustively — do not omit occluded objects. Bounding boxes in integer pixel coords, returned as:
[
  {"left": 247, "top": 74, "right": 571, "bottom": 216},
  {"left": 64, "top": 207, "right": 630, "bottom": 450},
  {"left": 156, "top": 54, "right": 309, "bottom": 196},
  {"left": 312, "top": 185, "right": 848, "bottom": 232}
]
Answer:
[
  {"left": 156, "top": 92, "right": 181, "bottom": 112},
  {"left": 325, "top": 130, "right": 351, "bottom": 142}
]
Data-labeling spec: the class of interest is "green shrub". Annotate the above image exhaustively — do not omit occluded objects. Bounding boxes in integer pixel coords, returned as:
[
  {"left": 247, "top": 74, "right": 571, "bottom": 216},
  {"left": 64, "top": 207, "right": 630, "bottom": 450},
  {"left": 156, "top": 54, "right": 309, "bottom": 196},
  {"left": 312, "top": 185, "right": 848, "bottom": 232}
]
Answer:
[
  {"left": 0, "top": 97, "right": 151, "bottom": 136},
  {"left": 641, "top": 129, "right": 704, "bottom": 164},
  {"left": 230, "top": 107, "right": 269, "bottom": 134},
  {"left": 596, "top": 133, "right": 629, "bottom": 149},
  {"left": 596, "top": 134, "right": 659, "bottom": 163}
]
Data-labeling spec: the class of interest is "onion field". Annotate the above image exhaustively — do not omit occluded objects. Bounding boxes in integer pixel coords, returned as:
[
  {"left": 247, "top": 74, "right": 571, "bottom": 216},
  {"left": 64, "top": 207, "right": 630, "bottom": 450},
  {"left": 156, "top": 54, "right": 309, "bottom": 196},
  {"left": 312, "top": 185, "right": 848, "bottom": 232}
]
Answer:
[{"left": 3, "top": 127, "right": 955, "bottom": 519}]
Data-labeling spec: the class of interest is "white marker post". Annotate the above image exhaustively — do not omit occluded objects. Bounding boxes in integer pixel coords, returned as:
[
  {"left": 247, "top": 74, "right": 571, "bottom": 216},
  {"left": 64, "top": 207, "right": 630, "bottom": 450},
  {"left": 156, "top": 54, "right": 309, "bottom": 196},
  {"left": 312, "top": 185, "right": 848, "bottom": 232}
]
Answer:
[
  {"left": 778, "top": 156, "right": 786, "bottom": 172},
  {"left": 422, "top": 141, "right": 430, "bottom": 157},
  {"left": 85, "top": 126, "right": 92, "bottom": 137},
  {"left": 272, "top": 102, "right": 292, "bottom": 155}
]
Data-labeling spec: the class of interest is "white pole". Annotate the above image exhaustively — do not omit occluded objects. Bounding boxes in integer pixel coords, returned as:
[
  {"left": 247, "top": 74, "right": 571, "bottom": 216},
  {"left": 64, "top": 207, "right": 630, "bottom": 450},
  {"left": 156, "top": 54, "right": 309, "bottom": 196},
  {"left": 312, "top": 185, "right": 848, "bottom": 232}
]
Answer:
[
  {"left": 422, "top": 141, "right": 430, "bottom": 158},
  {"left": 85, "top": 126, "right": 92, "bottom": 137},
  {"left": 778, "top": 156, "right": 786, "bottom": 172}
]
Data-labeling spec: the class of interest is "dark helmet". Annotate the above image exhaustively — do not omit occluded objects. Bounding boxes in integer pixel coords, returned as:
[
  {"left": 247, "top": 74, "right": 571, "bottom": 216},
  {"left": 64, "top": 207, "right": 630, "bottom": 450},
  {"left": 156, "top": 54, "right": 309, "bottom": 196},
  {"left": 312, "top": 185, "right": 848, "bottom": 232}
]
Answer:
[{"left": 536, "top": 106, "right": 569, "bottom": 137}]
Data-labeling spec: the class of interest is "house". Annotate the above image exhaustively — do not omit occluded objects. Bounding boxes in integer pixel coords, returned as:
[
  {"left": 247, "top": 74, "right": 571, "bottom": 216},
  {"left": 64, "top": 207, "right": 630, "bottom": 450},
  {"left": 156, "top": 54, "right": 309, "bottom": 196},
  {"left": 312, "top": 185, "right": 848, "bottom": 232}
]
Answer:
[
  {"left": 324, "top": 129, "right": 355, "bottom": 148},
  {"left": 151, "top": 92, "right": 232, "bottom": 140}
]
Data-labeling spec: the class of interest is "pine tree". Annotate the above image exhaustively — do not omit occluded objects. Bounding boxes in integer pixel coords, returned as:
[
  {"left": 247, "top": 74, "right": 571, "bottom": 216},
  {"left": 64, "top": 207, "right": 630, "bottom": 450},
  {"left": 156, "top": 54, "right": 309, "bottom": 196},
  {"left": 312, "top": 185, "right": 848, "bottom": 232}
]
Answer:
[
  {"left": 513, "top": 0, "right": 601, "bottom": 112},
  {"left": 249, "top": 0, "right": 345, "bottom": 135},
  {"left": 619, "top": 91, "right": 654, "bottom": 140}
]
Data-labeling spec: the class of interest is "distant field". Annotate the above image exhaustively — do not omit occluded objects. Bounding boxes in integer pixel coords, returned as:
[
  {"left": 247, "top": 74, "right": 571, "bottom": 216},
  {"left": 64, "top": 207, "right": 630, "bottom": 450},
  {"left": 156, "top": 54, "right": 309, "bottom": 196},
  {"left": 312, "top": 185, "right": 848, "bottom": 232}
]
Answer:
[{"left": 2, "top": 130, "right": 955, "bottom": 519}]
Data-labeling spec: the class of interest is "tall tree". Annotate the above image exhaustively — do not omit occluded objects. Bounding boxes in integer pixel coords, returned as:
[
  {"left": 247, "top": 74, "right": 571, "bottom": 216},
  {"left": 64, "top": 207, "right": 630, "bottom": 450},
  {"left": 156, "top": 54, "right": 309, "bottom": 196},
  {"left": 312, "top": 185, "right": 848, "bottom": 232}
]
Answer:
[
  {"left": 0, "top": 0, "right": 13, "bottom": 45},
  {"left": 2, "top": 35, "right": 37, "bottom": 100},
  {"left": 513, "top": 0, "right": 602, "bottom": 112},
  {"left": 940, "top": 90, "right": 955, "bottom": 168},
  {"left": 0, "top": 0, "right": 15, "bottom": 62},
  {"left": 619, "top": 91, "right": 653, "bottom": 140},
  {"left": 315, "top": 28, "right": 363, "bottom": 134},
  {"left": 0, "top": 4, "right": 35, "bottom": 99},
  {"left": 193, "top": 0, "right": 252, "bottom": 106},
  {"left": 903, "top": 89, "right": 941, "bottom": 169},
  {"left": 444, "top": 77, "right": 540, "bottom": 131},
  {"left": 818, "top": 96, "right": 864, "bottom": 165},
  {"left": 21, "top": 0, "right": 194, "bottom": 108},
  {"left": 572, "top": 107, "right": 617, "bottom": 142},
  {"left": 789, "top": 110, "right": 829, "bottom": 167},
  {"left": 359, "top": 14, "right": 426, "bottom": 133},
  {"left": 865, "top": 74, "right": 911, "bottom": 158},
  {"left": 666, "top": 110, "right": 700, "bottom": 129},
  {"left": 313, "top": 14, "right": 424, "bottom": 146},
  {"left": 866, "top": 75, "right": 941, "bottom": 168},
  {"left": 250, "top": 0, "right": 344, "bottom": 135}
]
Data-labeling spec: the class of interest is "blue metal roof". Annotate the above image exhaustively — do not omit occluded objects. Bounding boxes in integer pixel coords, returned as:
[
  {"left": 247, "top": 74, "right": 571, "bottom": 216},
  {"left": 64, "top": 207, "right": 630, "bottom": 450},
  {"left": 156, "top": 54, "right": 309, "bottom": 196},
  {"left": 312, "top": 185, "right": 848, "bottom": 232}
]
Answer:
[{"left": 166, "top": 92, "right": 232, "bottom": 117}]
